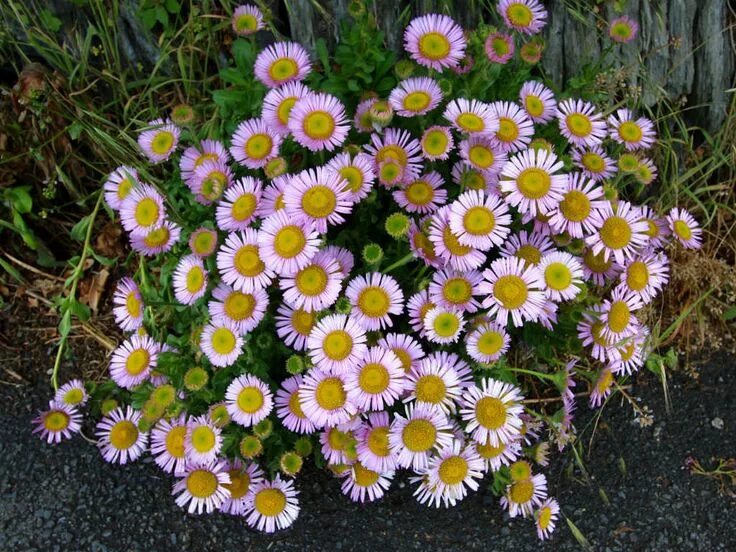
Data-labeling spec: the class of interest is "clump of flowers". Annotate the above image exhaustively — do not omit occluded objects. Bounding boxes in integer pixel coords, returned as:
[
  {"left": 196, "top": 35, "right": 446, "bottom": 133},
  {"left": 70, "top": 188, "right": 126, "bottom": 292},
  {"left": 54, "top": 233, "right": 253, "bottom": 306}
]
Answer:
[{"left": 35, "top": 2, "right": 702, "bottom": 540}]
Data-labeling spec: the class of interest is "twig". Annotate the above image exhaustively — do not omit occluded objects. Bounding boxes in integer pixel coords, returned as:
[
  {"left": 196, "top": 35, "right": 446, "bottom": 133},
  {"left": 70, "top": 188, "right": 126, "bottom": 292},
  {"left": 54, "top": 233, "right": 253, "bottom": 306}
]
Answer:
[
  {"left": 521, "top": 385, "right": 632, "bottom": 405},
  {"left": 1, "top": 252, "right": 66, "bottom": 282}
]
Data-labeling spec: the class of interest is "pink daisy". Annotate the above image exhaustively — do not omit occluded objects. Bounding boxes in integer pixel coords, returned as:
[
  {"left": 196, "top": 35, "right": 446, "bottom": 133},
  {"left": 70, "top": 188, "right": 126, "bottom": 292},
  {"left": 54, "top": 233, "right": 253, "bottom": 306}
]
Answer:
[
  {"left": 284, "top": 166, "right": 352, "bottom": 233},
  {"left": 608, "top": 108, "right": 656, "bottom": 151},
  {"left": 449, "top": 189, "right": 512, "bottom": 251},
  {"left": 572, "top": 145, "right": 617, "bottom": 182},
  {"left": 393, "top": 171, "right": 447, "bottom": 214},
  {"left": 355, "top": 411, "right": 397, "bottom": 473},
  {"left": 479, "top": 256, "right": 546, "bottom": 327},
  {"left": 428, "top": 268, "right": 482, "bottom": 313},
  {"left": 216, "top": 176, "right": 263, "bottom": 231},
  {"left": 600, "top": 286, "right": 644, "bottom": 343},
  {"left": 444, "top": 98, "right": 499, "bottom": 136},
  {"left": 219, "top": 459, "right": 265, "bottom": 516},
  {"left": 585, "top": 200, "right": 650, "bottom": 264},
  {"left": 403, "top": 14, "right": 467, "bottom": 71},
  {"left": 518, "top": 80, "right": 556, "bottom": 123},
  {"left": 230, "top": 118, "right": 282, "bottom": 169},
  {"left": 275, "top": 375, "right": 317, "bottom": 434},
  {"left": 244, "top": 476, "right": 300, "bottom": 533},
  {"left": 345, "top": 272, "right": 404, "bottom": 331},
  {"left": 538, "top": 251, "right": 584, "bottom": 302},
  {"left": 609, "top": 15, "right": 639, "bottom": 43},
  {"left": 428, "top": 206, "right": 486, "bottom": 271},
  {"left": 275, "top": 303, "right": 317, "bottom": 352},
  {"left": 217, "top": 229, "right": 275, "bottom": 293},
  {"left": 485, "top": 31, "right": 515, "bottom": 64},
  {"left": 404, "top": 355, "right": 466, "bottom": 413},
  {"left": 103, "top": 165, "right": 138, "bottom": 210},
  {"left": 340, "top": 461, "right": 394, "bottom": 503},
  {"left": 208, "top": 283, "right": 268, "bottom": 335},
  {"left": 254, "top": 41, "right": 311, "bottom": 88},
  {"left": 389, "top": 403, "right": 453, "bottom": 470},
  {"left": 459, "top": 135, "right": 507, "bottom": 175},
  {"left": 129, "top": 220, "right": 180, "bottom": 256},
  {"left": 226, "top": 374, "right": 274, "bottom": 427},
  {"left": 200, "top": 320, "right": 244, "bottom": 368},
  {"left": 490, "top": 101, "right": 534, "bottom": 153},
  {"left": 617, "top": 252, "right": 669, "bottom": 304},
  {"left": 547, "top": 172, "right": 607, "bottom": 238},
  {"left": 109, "top": 334, "right": 158, "bottom": 390},
  {"left": 138, "top": 118, "right": 179, "bottom": 163},
  {"left": 32, "top": 400, "right": 82, "bottom": 444},
  {"left": 262, "top": 81, "right": 311, "bottom": 135},
  {"left": 298, "top": 368, "right": 357, "bottom": 428},
  {"left": 388, "top": 77, "right": 443, "bottom": 117},
  {"left": 96, "top": 406, "right": 148, "bottom": 464},
  {"left": 420, "top": 125, "right": 454, "bottom": 161},
  {"left": 498, "top": 0, "right": 547, "bottom": 35},
  {"left": 180, "top": 140, "right": 229, "bottom": 184},
  {"left": 232, "top": 4, "right": 263, "bottom": 35},
  {"left": 288, "top": 92, "right": 350, "bottom": 151},
  {"left": 173, "top": 459, "right": 231, "bottom": 515},
  {"left": 556, "top": 98, "right": 607, "bottom": 148},
  {"left": 499, "top": 148, "right": 567, "bottom": 216},
  {"left": 326, "top": 152, "right": 375, "bottom": 203},
  {"left": 500, "top": 230, "right": 556, "bottom": 266},
  {"left": 112, "top": 277, "right": 144, "bottom": 332},
  {"left": 119, "top": 183, "right": 166, "bottom": 237},
  {"left": 306, "top": 313, "right": 368, "bottom": 374},
  {"left": 279, "top": 249, "right": 344, "bottom": 312},
  {"left": 364, "top": 127, "right": 424, "bottom": 184},
  {"left": 150, "top": 414, "right": 189, "bottom": 475},
  {"left": 173, "top": 255, "right": 208, "bottom": 305},
  {"left": 465, "top": 321, "right": 511, "bottom": 363},
  {"left": 258, "top": 210, "right": 321, "bottom": 276},
  {"left": 377, "top": 332, "right": 425, "bottom": 374},
  {"left": 667, "top": 207, "right": 703, "bottom": 249},
  {"left": 345, "top": 346, "right": 405, "bottom": 411},
  {"left": 460, "top": 378, "right": 524, "bottom": 446}
]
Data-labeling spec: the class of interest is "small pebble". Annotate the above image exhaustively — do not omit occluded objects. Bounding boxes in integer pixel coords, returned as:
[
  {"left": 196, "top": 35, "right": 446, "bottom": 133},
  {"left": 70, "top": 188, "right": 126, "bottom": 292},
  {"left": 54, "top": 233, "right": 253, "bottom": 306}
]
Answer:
[{"left": 711, "top": 417, "right": 724, "bottom": 430}]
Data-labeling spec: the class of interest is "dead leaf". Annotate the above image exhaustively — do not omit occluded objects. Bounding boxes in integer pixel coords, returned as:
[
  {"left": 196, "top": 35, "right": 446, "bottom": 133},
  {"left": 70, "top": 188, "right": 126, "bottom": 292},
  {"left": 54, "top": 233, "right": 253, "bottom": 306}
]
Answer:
[{"left": 79, "top": 268, "right": 109, "bottom": 313}]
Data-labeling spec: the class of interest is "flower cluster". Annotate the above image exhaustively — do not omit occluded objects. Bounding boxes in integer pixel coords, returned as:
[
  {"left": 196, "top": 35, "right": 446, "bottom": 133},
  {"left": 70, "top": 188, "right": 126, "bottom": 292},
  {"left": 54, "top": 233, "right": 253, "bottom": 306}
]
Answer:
[{"left": 35, "top": 2, "right": 702, "bottom": 541}]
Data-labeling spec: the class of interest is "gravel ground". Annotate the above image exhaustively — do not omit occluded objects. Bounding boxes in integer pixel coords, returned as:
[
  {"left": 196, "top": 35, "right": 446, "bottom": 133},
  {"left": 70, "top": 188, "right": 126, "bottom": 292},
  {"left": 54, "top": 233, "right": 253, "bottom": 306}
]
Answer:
[{"left": 1, "top": 350, "right": 734, "bottom": 551}]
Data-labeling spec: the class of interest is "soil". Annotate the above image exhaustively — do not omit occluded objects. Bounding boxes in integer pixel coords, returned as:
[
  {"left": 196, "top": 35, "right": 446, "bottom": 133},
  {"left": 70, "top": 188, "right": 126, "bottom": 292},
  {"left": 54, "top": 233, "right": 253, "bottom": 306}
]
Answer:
[{"left": 1, "top": 301, "right": 735, "bottom": 551}]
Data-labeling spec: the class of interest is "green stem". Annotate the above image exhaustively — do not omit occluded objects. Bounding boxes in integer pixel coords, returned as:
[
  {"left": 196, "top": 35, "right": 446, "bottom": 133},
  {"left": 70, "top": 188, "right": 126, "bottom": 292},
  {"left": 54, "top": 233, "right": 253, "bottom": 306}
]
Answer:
[
  {"left": 383, "top": 252, "right": 415, "bottom": 273},
  {"left": 51, "top": 191, "right": 104, "bottom": 391},
  {"left": 507, "top": 367, "right": 557, "bottom": 382}
]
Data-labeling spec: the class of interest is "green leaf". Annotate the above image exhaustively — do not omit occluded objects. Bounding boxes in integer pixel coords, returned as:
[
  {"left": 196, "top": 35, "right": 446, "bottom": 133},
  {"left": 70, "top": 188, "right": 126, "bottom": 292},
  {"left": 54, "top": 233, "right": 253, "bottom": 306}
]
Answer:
[
  {"left": 39, "top": 9, "right": 63, "bottom": 33},
  {"left": 70, "top": 214, "right": 92, "bottom": 242},
  {"left": 68, "top": 299, "right": 91, "bottom": 322},
  {"left": 232, "top": 39, "right": 256, "bottom": 70},
  {"left": 68, "top": 121, "right": 84, "bottom": 140},
  {"left": 140, "top": 7, "right": 157, "bottom": 29},
  {"left": 59, "top": 310, "right": 72, "bottom": 338},
  {"left": 8, "top": 186, "right": 32, "bottom": 214},
  {"left": 564, "top": 516, "right": 593, "bottom": 551},
  {"left": 155, "top": 5, "right": 169, "bottom": 25},
  {"left": 164, "top": 0, "right": 180, "bottom": 12},
  {"left": 723, "top": 306, "right": 736, "bottom": 321}
]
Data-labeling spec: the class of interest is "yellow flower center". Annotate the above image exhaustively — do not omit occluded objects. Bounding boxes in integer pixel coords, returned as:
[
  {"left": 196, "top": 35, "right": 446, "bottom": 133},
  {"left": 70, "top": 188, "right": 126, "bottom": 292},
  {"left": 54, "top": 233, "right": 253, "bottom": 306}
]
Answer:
[
  {"left": 415, "top": 374, "right": 446, "bottom": 404},
  {"left": 63, "top": 388, "right": 85, "bottom": 405},
  {"left": 289, "top": 391, "right": 306, "bottom": 418},
  {"left": 186, "top": 469, "right": 218, "bottom": 498},
  {"left": 618, "top": 153, "right": 639, "bottom": 172},
  {"left": 418, "top": 32, "right": 451, "bottom": 60},
  {"left": 405, "top": 180, "right": 434, "bottom": 206},
  {"left": 353, "top": 462, "right": 380, "bottom": 487},
  {"left": 185, "top": 265, "right": 205, "bottom": 294},
  {"left": 109, "top": 420, "right": 139, "bottom": 450},
  {"left": 422, "top": 129, "right": 449, "bottom": 156},
  {"left": 596, "top": 369, "right": 614, "bottom": 394},
  {"left": 673, "top": 219, "right": 692, "bottom": 240},
  {"left": 626, "top": 261, "right": 649, "bottom": 291},
  {"left": 401, "top": 418, "right": 436, "bottom": 452},
  {"left": 315, "top": 377, "right": 347, "bottom": 410},
  {"left": 475, "top": 396, "right": 507, "bottom": 429},
  {"left": 376, "top": 144, "right": 408, "bottom": 166},
  {"left": 432, "top": 312, "right": 460, "bottom": 338},
  {"left": 493, "top": 275, "right": 529, "bottom": 309},
  {"left": 225, "top": 469, "right": 251, "bottom": 500},
  {"left": 273, "top": 226, "right": 307, "bottom": 259},
  {"left": 600, "top": 215, "right": 633, "bottom": 250},
  {"left": 357, "top": 286, "right": 391, "bottom": 317},
  {"left": 618, "top": 121, "right": 643, "bottom": 143},
  {"left": 151, "top": 131, "right": 175, "bottom": 155},
  {"left": 516, "top": 168, "right": 551, "bottom": 199},
  {"left": 237, "top": 386, "right": 264, "bottom": 414},
  {"left": 581, "top": 152, "right": 605, "bottom": 172},
  {"left": 492, "top": 36, "right": 511, "bottom": 56},
  {"left": 245, "top": 133, "right": 273, "bottom": 159},
  {"left": 224, "top": 291, "right": 256, "bottom": 321},
  {"left": 268, "top": 57, "right": 298, "bottom": 83},
  {"left": 200, "top": 171, "right": 227, "bottom": 202},
  {"left": 367, "top": 426, "right": 390, "bottom": 457},
  {"left": 584, "top": 248, "right": 612, "bottom": 273},
  {"left": 476, "top": 440, "right": 505, "bottom": 459},
  {"left": 358, "top": 362, "right": 390, "bottom": 394},
  {"left": 538, "top": 505, "right": 553, "bottom": 529},
  {"left": 442, "top": 277, "right": 473, "bottom": 305},
  {"left": 210, "top": 327, "right": 237, "bottom": 355},
  {"left": 165, "top": 425, "right": 186, "bottom": 458},
  {"left": 302, "top": 185, "right": 337, "bottom": 218},
  {"left": 515, "top": 244, "right": 542, "bottom": 265},
  {"left": 477, "top": 330, "right": 504, "bottom": 356},
  {"left": 339, "top": 166, "right": 364, "bottom": 193},
  {"left": 126, "top": 348, "right": 150, "bottom": 376},
  {"left": 611, "top": 22, "right": 634, "bottom": 40},
  {"left": 234, "top": 244, "right": 265, "bottom": 277},
  {"left": 468, "top": 144, "right": 495, "bottom": 169},
  {"left": 190, "top": 425, "right": 216, "bottom": 453},
  {"left": 438, "top": 456, "right": 469, "bottom": 485},
  {"left": 291, "top": 308, "right": 315, "bottom": 336},
  {"left": 44, "top": 411, "right": 70, "bottom": 431},
  {"left": 277, "top": 97, "right": 298, "bottom": 125},
  {"left": 134, "top": 198, "right": 159, "bottom": 227},
  {"left": 323, "top": 330, "right": 353, "bottom": 361},
  {"left": 255, "top": 487, "right": 287, "bottom": 516},
  {"left": 379, "top": 162, "right": 402, "bottom": 184},
  {"left": 403, "top": 91, "right": 432, "bottom": 112},
  {"left": 507, "top": 3, "right": 533, "bottom": 26},
  {"left": 192, "top": 231, "right": 215, "bottom": 255},
  {"left": 463, "top": 206, "right": 495, "bottom": 235},
  {"left": 126, "top": 292, "right": 141, "bottom": 318},
  {"left": 295, "top": 264, "right": 328, "bottom": 296},
  {"left": 143, "top": 226, "right": 170, "bottom": 248},
  {"left": 607, "top": 301, "right": 631, "bottom": 334},
  {"left": 117, "top": 177, "right": 135, "bottom": 200},
  {"left": 234, "top": 13, "right": 258, "bottom": 32},
  {"left": 497, "top": 117, "right": 520, "bottom": 143},
  {"left": 442, "top": 227, "right": 472, "bottom": 256},
  {"left": 456, "top": 112, "right": 485, "bottom": 133},
  {"left": 544, "top": 262, "right": 572, "bottom": 291},
  {"left": 566, "top": 113, "right": 593, "bottom": 137},
  {"left": 327, "top": 427, "right": 350, "bottom": 450},
  {"left": 464, "top": 170, "right": 486, "bottom": 190},
  {"left": 524, "top": 95, "right": 544, "bottom": 117},
  {"left": 303, "top": 111, "right": 336, "bottom": 140},
  {"left": 509, "top": 479, "right": 534, "bottom": 504},
  {"left": 559, "top": 190, "right": 591, "bottom": 222}
]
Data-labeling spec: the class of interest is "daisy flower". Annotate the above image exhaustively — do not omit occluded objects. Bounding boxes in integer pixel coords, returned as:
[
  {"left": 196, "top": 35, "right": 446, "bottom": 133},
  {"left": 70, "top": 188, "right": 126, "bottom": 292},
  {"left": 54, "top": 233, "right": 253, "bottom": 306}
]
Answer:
[
  {"left": 109, "top": 334, "right": 158, "bottom": 390},
  {"left": 306, "top": 313, "right": 367, "bottom": 374},
  {"left": 572, "top": 145, "right": 617, "bottom": 182},
  {"left": 484, "top": 31, "right": 515, "bottom": 64},
  {"left": 345, "top": 346, "right": 405, "bottom": 411},
  {"left": 388, "top": 77, "right": 443, "bottom": 117},
  {"left": 600, "top": 287, "right": 644, "bottom": 342},
  {"left": 103, "top": 166, "right": 138, "bottom": 210},
  {"left": 499, "top": 148, "right": 567, "bottom": 216},
  {"left": 609, "top": 15, "right": 639, "bottom": 43},
  {"left": 617, "top": 252, "right": 669, "bottom": 303},
  {"left": 288, "top": 92, "right": 350, "bottom": 152},
  {"left": 500, "top": 230, "right": 555, "bottom": 266},
  {"left": 428, "top": 206, "right": 486, "bottom": 271},
  {"left": 355, "top": 412, "right": 397, "bottom": 472},
  {"left": 130, "top": 220, "right": 180, "bottom": 256},
  {"left": 420, "top": 125, "right": 454, "bottom": 161},
  {"left": 667, "top": 207, "right": 702, "bottom": 249},
  {"left": 244, "top": 476, "right": 300, "bottom": 533},
  {"left": 389, "top": 403, "right": 453, "bottom": 471},
  {"left": 173, "top": 255, "right": 208, "bottom": 305},
  {"left": 188, "top": 159, "right": 233, "bottom": 204},
  {"left": 404, "top": 355, "right": 465, "bottom": 414},
  {"left": 535, "top": 498, "right": 560, "bottom": 540},
  {"left": 275, "top": 375, "right": 317, "bottom": 434},
  {"left": 634, "top": 156, "right": 658, "bottom": 185},
  {"left": 422, "top": 440, "right": 485, "bottom": 507},
  {"left": 460, "top": 379, "right": 524, "bottom": 446},
  {"left": 254, "top": 41, "right": 311, "bottom": 88},
  {"left": 119, "top": 183, "right": 166, "bottom": 237},
  {"left": 428, "top": 269, "right": 482, "bottom": 313},
  {"left": 608, "top": 108, "right": 656, "bottom": 151},
  {"left": 321, "top": 245, "right": 354, "bottom": 278},
  {"left": 54, "top": 379, "right": 88, "bottom": 408},
  {"left": 185, "top": 415, "right": 222, "bottom": 464},
  {"left": 638, "top": 205, "right": 670, "bottom": 250},
  {"left": 173, "top": 459, "right": 231, "bottom": 515},
  {"left": 275, "top": 303, "right": 317, "bottom": 352},
  {"left": 465, "top": 321, "right": 511, "bottom": 363},
  {"left": 586, "top": 200, "right": 650, "bottom": 264},
  {"left": 393, "top": 171, "right": 447, "bottom": 214},
  {"left": 320, "top": 419, "right": 360, "bottom": 465},
  {"left": 610, "top": 324, "right": 649, "bottom": 376},
  {"left": 498, "top": 0, "right": 547, "bottom": 35},
  {"left": 474, "top": 438, "right": 521, "bottom": 472},
  {"left": 590, "top": 367, "right": 615, "bottom": 408},
  {"left": 582, "top": 247, "right": 622, "bottom": 286},
  {"left": 262, "top": 81, "right": 311, "bottom": 135},
  {"left": 215, "top": 176, "right": 263, "bottom": 232},
  {"left": 480, "top": 256, "right": 546, "bottom": 327},
  {"left": 32, "top": 400, "right": 82, "bottom": 444},
  {"left": 407, "top": 289, "right": 436, "bottom": 336},
  {"left": 200, "top": 320, "right": 244, "bottom": 368},
  {"left": 345, "top": 272, "right": 404, "bottom": 331},
  {"left": 364, "top": 127, "right": 424, "bottom": 184},
  {"left": 501, "top": 473, "right": 548, "bottom": 518},
  {"left": 326, "top": 152, "right": 375, "bottom": 203},
  {"left": 226, "top": 374, "right": 274, "bottom": 427},
  {"left": 408, "top": 219, "right": 444, "bottom": 269},
  {"left": 232, "top": 4, "right": 263, "bottom": 36},
  {"left": 217, "top": 229, "right": 275, "bottom": 293},
  {"left": 284, "top": 166, "right": 352, "bottom": 233},
  {"left": 353, "top": 97, "right": 379, "bottom": 133},
  {"left": 299, "top": 368, "right": 357, "bottom": 428},
  {"left": 459, "top": 135, "right": 508, "bottom": 174},
  {"left": 258, "top": 211, "right": 321, "bottom": 276},
  {"left": 230, "top": 118, "right": 282, "bottom": 170},
  {"left": 577, "top": 306, "right": 619, "bottom": 363},
  {"left": 556, "top": 98, "right": 606, "bottom": 148},
  {"left": 96, "top": 406, "right": 148, "bottom": 464},
  {"left": 220, "top": 459, "right": 265, "bottom": 516},
  {"left": 449, "top": 190, "right": 511, "bottom": 251},
  {"left": 341, "top": 462, "right": 394, "bottom": 503},
  {"left": 518, "top": 81, "right": 556, "bottom": 123},
  {"left": 444, "top": 98, "right": 499, "bottom": 136},
  {"left": 138, "top": 118, "right": 179, "bottom": 163},
  {"left": 150, "top": 414, "right": 188, "bottom": 474},
  {"left": 424, "top": 306, "right": 466, "bottom": 344},
  {"left": 112, "top": 277, "right": 143, "bottom": 332},
  {"left": 279, "top": 250, "right": 343, "bottom": 313},
  {"left": 180, "top": 140, "right": 229, "bottom": 183},
  {"left": 490, "top": 101, "right": 534, "bottom": 153},
  {"left": 538, "top": 251, "right": 584, "bottom": 301},
  {"left": 403, "top": 14, "right": 467, "bottom": 71},
  {"left": 547, "top": 172, "right": 607, "bottom": 238},
  {"left": 377, "top": 333, "right": 425, "bottom": 376}
]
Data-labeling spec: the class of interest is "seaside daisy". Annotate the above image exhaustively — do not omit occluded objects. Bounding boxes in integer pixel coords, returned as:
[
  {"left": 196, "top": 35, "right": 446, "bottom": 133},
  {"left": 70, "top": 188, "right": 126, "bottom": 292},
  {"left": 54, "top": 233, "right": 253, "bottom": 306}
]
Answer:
[
  {"left": 112, "top": 277, "right": 144, "bottom": 332},
  {"left": 130, "top": 220, "right": 181, "bottom": 256},
  {"left": 345, "top": 272, "right": 404, "bottom": 331},
  {"left": 150, "top": 414, "right": 189, "bottom": 474},
  {"left": 617, "top": 252, "right": 669, "bottom": 303},
  {"left": 109, "top": 334, "right": 159, "bottom": 390},
  {"left": 216, "top": 176, "right": 263, "bottom": 232},
  {"left": 518, "top": 81, "right": 556, "bottom": 124},
  {"left": 609, "top": 15, "right": 639, "bottom": 43},
  {"left": 404, "top": 355, "right": 465, "bottom": 413},
  {"left": 284, "top": 166, "right": 352, "bottom": 233},
  {"left": 220, "top": 459, "right": 265, "bottom": 516},
  {"left": 54, "top": 379, "right": 88, "bottom": 408},
  {"left": 449, "top": 190, "right": 512, "bottom": 251},
  {"left": 275, "top": 304, "right": 317, "bottom": 352},
  {"left": 459, "top": 136, "right": 508, "bottom": 174},
  {"left": 538, "top": 251, "right": 584, "bottom": 301},
  {"left": 403, "top": 14, "right": 467, "bottom": 71},
  {"left": 326, "top": 152, "right": 375, "bottom": 203},
  {"left": 608, "top": 109, "right": 656, "bottom": 151},
  {"left": 345, "top": 346, "right": 405, "bottom": 411},
  {"left": 389, "top": 403, "right": 453, "bottom": 470},
  {"left": 355, "top": 411, "right": 397, "bottom": 472},
  {"left": 340, "top": 461, "right": 394, "bottom": 503},
  {"left": 226, "top": 374, "right": 274, "bottom": 427},
  {"left": 428, "top": 206, "right": 486, "bottom": 271},
  {"left": 634, "top": 156, "right": 658, "bottom": 185},
  {"left": 408, "top": 219, "right": 444, "bottom": 269},
  {"left": 173, "top": 459, "right": 231, "bottom": 515},
  {"left": 180, "top": 140, "right": 230, "bottom": 184},
  {"left": 306, "top": 313, "right": 367, "bottom": 373},
  {"left": 377, "top": 333, "right": 425, "bottom": 375},
  {"left": 428, "top": 269, "right": 482, "bottom": 313},
  {"left": 393, "top": 171, "right": 448, "bottom": 214},
  {"left": 452, "top": 161, "right": 498, "bottom": 194},
  {"left": 667, "top": 207, "right": 702, "bottom": 249},
  {"left": 353, "top": 97, "right": 379, "bottom": 133},
  {"left": 298, "top": 368, "right": 357, "bottom": 428},
  {"left": 499, "top": 148, "right": 567, "bottom": 216},
  {"left": 217, "top": 229, "right": 275, "bottom": 293},
  {"left": 185, "top": 415, "right": 223, "bottom": 464},
  {"left": 586, "top": 200, "right": 650, "bottom": 264},
  {"left": 490, "top": 101, "right": 534, "bottom": 153},
  {"left": 484, "top": 31, "right": 515, "bottom": 64},
  {"left": 577, "top": 305, "right": 619, "bottom": 363},
  {"left": 262, "top": 81, "right": 311, "bottom": 134},
  {"left": 280, "top": 250, "right": 343, "bottom": 312},
  {"left": 275, "top": 375, "right": 317, "bottom": 434},
  {"left": 96, "top": 406, "right": 148, "bottom": 464},
  {"left": 119, "top": 183, "right": 166, "bottom": 237},
  {"left": 258, "top": 211, "right": 321, "bottom": 276},
  {"left": 590, "top": 367, "right": 615, "bottom": 408},
  {"left": 173, "top": 255, "right": 208, "bottom": 305},
  {"left": 460, "top": 379, "right": 524, "bottom": 446},
  {"left": 200, "top": 320, "right": 243, "bottom": 367},
  {"left": 474, "top": 438, "right": 521, "bottom": 472},
  {"left": 582, "top": 246, "right": 621, "bottom": 286},
  {"left": 424, "top": 306, "right": 466, "bottom": 344},
  {"left": 232, "top": 4, "right": 263, "bottom": 36},
  {"left": 498, "top": 0, "right": 548, "bottom": 35},
  {"left": 245, "top": 476, "right": 300, "bottom": 533},
  {"left": 444, "top": 98, "right": 499, "bottom": 136},
  {"left": 138, "top": 118, "right": 180, "bottom": 163},
  {"left": 547, "top": 172, "right": 607, "bottom": 238},
  {"left": 320, "top": 418, "right": 360, "bottom": 465},
  {"left": 572, "top": 145, "right": 617, "bottom": 182},
  {"left": 479, "top": 256, "right": 546, "bottom": 327},
  {"left": 254, "top": 41, "right": 311, "bottom": 88},
  {"left": 610, "top": 324, "right": 649, "bottom": 376},
  {"left": 104, "top": 166, "right": 138, "bottom": 210},
  {"left": 420, "top": 126, "right": 454, "bottom": 161},
  {"left": 230, "top": 118, "right": 282, "bottom": 169},
  {"left": 501, "top": 472, "right": 548, "bottom": 518},
  {"left": 500, "top": 230, "right": 555, "bottom": 266},
  {"left": 465, "top": 321, "right": 511, "bottom": 364},
  {"left": 535, "top": 498, "right": 560, "bottom": 540},
  {"left": 288, "top": 92, "right": 350, "bottom": 152},
  {"left": 188, "top": 159, "right": 233, "bottom": 204},
  {"left": 32, "top": 400, "right": 82, "bottom": 444},
  {"left": 600, "top": 287, "right": 644, "bottom": 342},
  {"left": 364, "top": 127, "right": 424, "bottom": 184},
  {"left": 388, "top": 77, "right": 443, "bottom": 117},
  {"left": 422, "top": 440, "right": 485, "bottom": 507},
  {"left": 638, "top": 206, "right": 670, "bottom": 250},
  {"left": 556, "top": 99, "right": 607, "bottom": 148}
]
